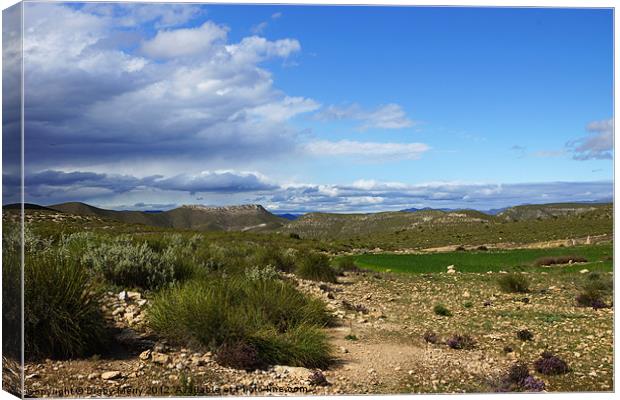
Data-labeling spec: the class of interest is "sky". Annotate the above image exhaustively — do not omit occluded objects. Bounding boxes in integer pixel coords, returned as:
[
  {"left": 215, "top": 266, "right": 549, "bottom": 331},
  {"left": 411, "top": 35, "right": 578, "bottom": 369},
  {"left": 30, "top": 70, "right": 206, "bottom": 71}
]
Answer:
[{"left": 2, "top": 2, "right": 614, "bottom": 212}]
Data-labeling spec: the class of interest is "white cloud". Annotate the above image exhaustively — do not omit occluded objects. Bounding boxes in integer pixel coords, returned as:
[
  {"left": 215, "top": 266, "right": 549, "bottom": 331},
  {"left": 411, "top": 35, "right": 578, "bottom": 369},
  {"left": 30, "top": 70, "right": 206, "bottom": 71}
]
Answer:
[
  {"left": 314, "top": 103, "right": 414, "bottom": 130},
  {"left": 249, "top": 96, "right": 320, "bottom": 122},
  {"left": 305, "top": 140, "right": 429, "bottom": 159},
  {"left": 141, "top": 21, "right": 228, "bottom": 59},
  {"left": 251, "top": 21, "right": 268, "bottom": 35},
  {"left": 567, "top": 118, "right": 613, "bottom": 160}
]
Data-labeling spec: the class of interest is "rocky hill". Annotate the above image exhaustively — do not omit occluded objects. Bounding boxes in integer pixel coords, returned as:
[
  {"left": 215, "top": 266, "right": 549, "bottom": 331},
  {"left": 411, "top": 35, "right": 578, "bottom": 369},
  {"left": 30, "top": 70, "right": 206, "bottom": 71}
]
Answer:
[
  {"left": 46, "top": 202, "right": 287, "bottom": 232},
  {"left": 277, "top": 209, "right": 493, "bottom": 239},
  {"left": 496, "top": 202, "right": 612, "bottom": 221}
]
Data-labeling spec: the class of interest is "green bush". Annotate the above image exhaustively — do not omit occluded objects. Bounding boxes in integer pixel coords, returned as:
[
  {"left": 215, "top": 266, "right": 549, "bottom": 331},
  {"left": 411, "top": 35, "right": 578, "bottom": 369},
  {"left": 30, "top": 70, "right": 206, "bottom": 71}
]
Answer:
[
  {"left": 576, "top": 273, "right": 612, "bottom": 309},
  {"left": 2, "top": 228, "right": 21, "bottom": 359},
  {"left": 82, "top": 235, "right": 203, "bottom": 289},
  {"left": 295, "top": 251, "right": 337, "bottom": 283},
  {"left": 24, "top": 252, "right": 108, "bottom": 359},
  {"left": 245, "top": 265, "right": 279, "bottom": 281},
  {"left": 147, "top": 278, "right": 332, "bottom": 368},
  {"left": 433, "top": 303, "right": 452, "bottom": 316},
  {"left": 498, "top": 274, "right": 530, "bottom": 293},
  {"left": 253, "top": 246, "right": 296, "bottom": 272}
]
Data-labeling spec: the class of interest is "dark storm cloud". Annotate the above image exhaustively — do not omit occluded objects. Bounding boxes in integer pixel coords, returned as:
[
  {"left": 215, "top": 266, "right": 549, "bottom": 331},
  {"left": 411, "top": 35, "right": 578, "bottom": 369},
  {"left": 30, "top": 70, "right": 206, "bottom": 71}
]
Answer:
[{"left": 22, "top": 3, "right": 309, "bottom": 171}]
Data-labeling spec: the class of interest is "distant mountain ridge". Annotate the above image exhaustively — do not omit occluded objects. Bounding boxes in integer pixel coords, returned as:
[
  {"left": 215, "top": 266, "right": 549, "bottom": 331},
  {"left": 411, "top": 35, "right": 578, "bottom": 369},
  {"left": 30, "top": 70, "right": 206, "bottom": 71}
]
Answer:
[
  {"left": 4, "top": 200, "right": 612, "bottom": 235},
  {"left": 43, "top": 202, "right": 287, "bottom": 232}
]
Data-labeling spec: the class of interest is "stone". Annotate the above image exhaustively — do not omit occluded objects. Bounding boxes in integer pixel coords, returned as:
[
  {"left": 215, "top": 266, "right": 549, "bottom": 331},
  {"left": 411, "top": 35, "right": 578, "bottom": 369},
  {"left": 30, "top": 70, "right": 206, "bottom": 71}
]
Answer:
[
  {"left": 139, "top": 350, "right": 151, "bottom": 361},
  {"left": 447, "top": 269, "right": 456, "bottom": 274},
  {"left": 127, "top": 291, "right": 141, "bottom": 300},
  {"left": 118, "top": 291, "right": 128, "bottom": 301},
  {"left": 580, "top": 269, "right": 590, "bottom": 274},
  {"left": 462, "top": 291, "right": 470, "bottom": 298},
  {"left": 151, "top": 352, "right": 170, "bottom": 364},
  {"left": 339, "top": 346, "right": 349, "bottom": 354},
  {"left": 87, "top": 373, "right": 99, "bottom": 380},
  {"left": 101, "top": 371, "right": 122, "bottom": 380},
  {"left": 273, "top": 366, "right": 312, "bottom": 381},
  {"left": 112, "top": 307, "right": 124, "bottom": 316}
]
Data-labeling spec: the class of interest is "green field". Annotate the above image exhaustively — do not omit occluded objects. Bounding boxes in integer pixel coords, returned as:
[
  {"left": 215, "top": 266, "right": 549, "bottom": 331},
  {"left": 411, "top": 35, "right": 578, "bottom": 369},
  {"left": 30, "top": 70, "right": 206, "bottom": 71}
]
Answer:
[{"left": 353, "top": 244, "right": 613, "bottom": 274}]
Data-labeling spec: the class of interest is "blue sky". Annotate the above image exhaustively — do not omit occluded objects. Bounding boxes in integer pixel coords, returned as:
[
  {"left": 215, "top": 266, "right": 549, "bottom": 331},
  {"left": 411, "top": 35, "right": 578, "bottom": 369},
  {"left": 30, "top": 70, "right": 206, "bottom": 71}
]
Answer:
[{"left": 3, "top": 3, "right": 613, "bottom": 212}]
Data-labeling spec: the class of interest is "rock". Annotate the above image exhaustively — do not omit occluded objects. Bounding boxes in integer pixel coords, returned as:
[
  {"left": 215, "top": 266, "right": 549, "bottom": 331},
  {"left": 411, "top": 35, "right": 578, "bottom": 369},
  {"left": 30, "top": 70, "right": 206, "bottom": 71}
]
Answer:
[
  {"left": 151, "top": 352, "right": 170, "bottom": 364},
  {"left": 25, "top": 373, "right": 40, "bottom": 379},
  {"left": 112, "top": 307, "right": 124, "bottom": 316},
  {"left": 447, "top": 269, "right": 456, "bottom": 274},
  {"left": 273, "top": 366, "right": 312, "bottom": 381},
  {"left": 447, "top": 265, "right": 455, "bottom": 270},
  {"left": 87, "top": 373, "right": 99, "bottom": 380},
  {"left": 139, "top": 350, "right": 151, "bottom": 361},
  {"left": 339, "top": 346, "right": 349, "bottom": 354},
  {"left": 101, "top": 371, "right": 122, "bottom": 380},
  {"left": 462, "top": 291, "right": 470, "bottom": 298},
  {"left": 580, "top": 269, "right": 590, "bottom": 274},
  {"left": 118, "top": 291, "right": 128, "bottom": 301},
  {"left": 408, "top": 370, "right": 414, "bottom": 375},
  {"left": 137, "top": 299, "right": 148, "bottom": 307},
  {"left": 127, "top": 291, "right": 141, "bottom": 300}
]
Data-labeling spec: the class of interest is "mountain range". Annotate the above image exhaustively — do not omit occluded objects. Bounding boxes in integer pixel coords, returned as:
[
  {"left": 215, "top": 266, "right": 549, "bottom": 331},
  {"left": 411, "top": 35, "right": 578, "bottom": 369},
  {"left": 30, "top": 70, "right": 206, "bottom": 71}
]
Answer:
[{"left": 4, "top": 201, "right": 612, "bottom": 235}]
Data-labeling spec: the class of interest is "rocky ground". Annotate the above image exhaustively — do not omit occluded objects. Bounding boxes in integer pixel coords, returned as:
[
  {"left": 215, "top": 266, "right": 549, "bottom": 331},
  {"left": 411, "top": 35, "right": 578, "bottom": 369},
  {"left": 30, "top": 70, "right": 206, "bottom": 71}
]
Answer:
[{"left": 20, "top": 268, "right": 614, "bottom": 396}]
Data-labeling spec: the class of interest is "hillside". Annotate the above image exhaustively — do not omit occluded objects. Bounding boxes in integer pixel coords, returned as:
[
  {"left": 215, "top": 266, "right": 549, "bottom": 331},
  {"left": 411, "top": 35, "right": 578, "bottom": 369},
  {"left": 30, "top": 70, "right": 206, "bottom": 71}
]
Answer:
[
  {"left": 497, "top": 202, "right": 612, "bottom": 221},
  {"left": 47, "top": 202, "right": 287, "bottom": 232},
  {"left": 278, "top": 209, "right": 492, "bottom": 238},
  {"left": 277, "top": 203, "right": 613, "bottom": 249}
]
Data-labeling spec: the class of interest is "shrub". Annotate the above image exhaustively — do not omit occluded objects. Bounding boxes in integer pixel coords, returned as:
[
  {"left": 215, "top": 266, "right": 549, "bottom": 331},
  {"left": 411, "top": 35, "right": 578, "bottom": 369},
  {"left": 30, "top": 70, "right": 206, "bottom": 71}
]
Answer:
[
  {"left": 216, "top": 341, "right": 262, "bottom": 370},
  {"left": 494, "top": 363, "right": 546, "bottom": 392},
  {"left": 24, "top": 252, "right": 108, "bottom": 359},
  {"left": 497, "top": 274, "right": 530, "bottom": 293},
  {"left": 2, "top": 230, "right": 22, "bottom": 359},
  {"left": 576, "top": 274, "right": 612, "bottom": 309},
  {"left": 463, "top": 301, "right": 473, "bottom": 308},
  {"left": 289, "top": 233, "right": 301, "bottom": 240},
  {"left": 534, "top": 351, "right": 569, "bottom": 375},
  {"left": 516, "top": 329, "right": 534, "bottom": 341},
  {"left": 476, "top": 245, "right": 489, "bottom": 251},
  {"left": 245, "top": 265, "right": 279, "bottom": 281},
  {"left": 84, "top": 240, "right": 172, "bottom": 289},
  {"left": 423, "top": 331, "right": 439, "bottom": 344},
  {"left": 295, "top": 252, "right": 337, "bottom": 283},
  {"left": 455, "top": 246, "right": 466, "bottom": 251},
  {"left": 344, "top": 334, "right": 358, "bottom": 341},
  {"left": 253, "top": 246, "right": 296, "bottom": 272},
  {"left": 533, "top": 255, "right": 587, "bottom": 267},
  {"left": 446, "top": 334, "right": 476, "bottom": 350},
  {"left": 433, "top": 303, "right": 452, "bottom": 317},
  {"left": 147, "top": 278, "right": 332, "bottom": 368}
]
